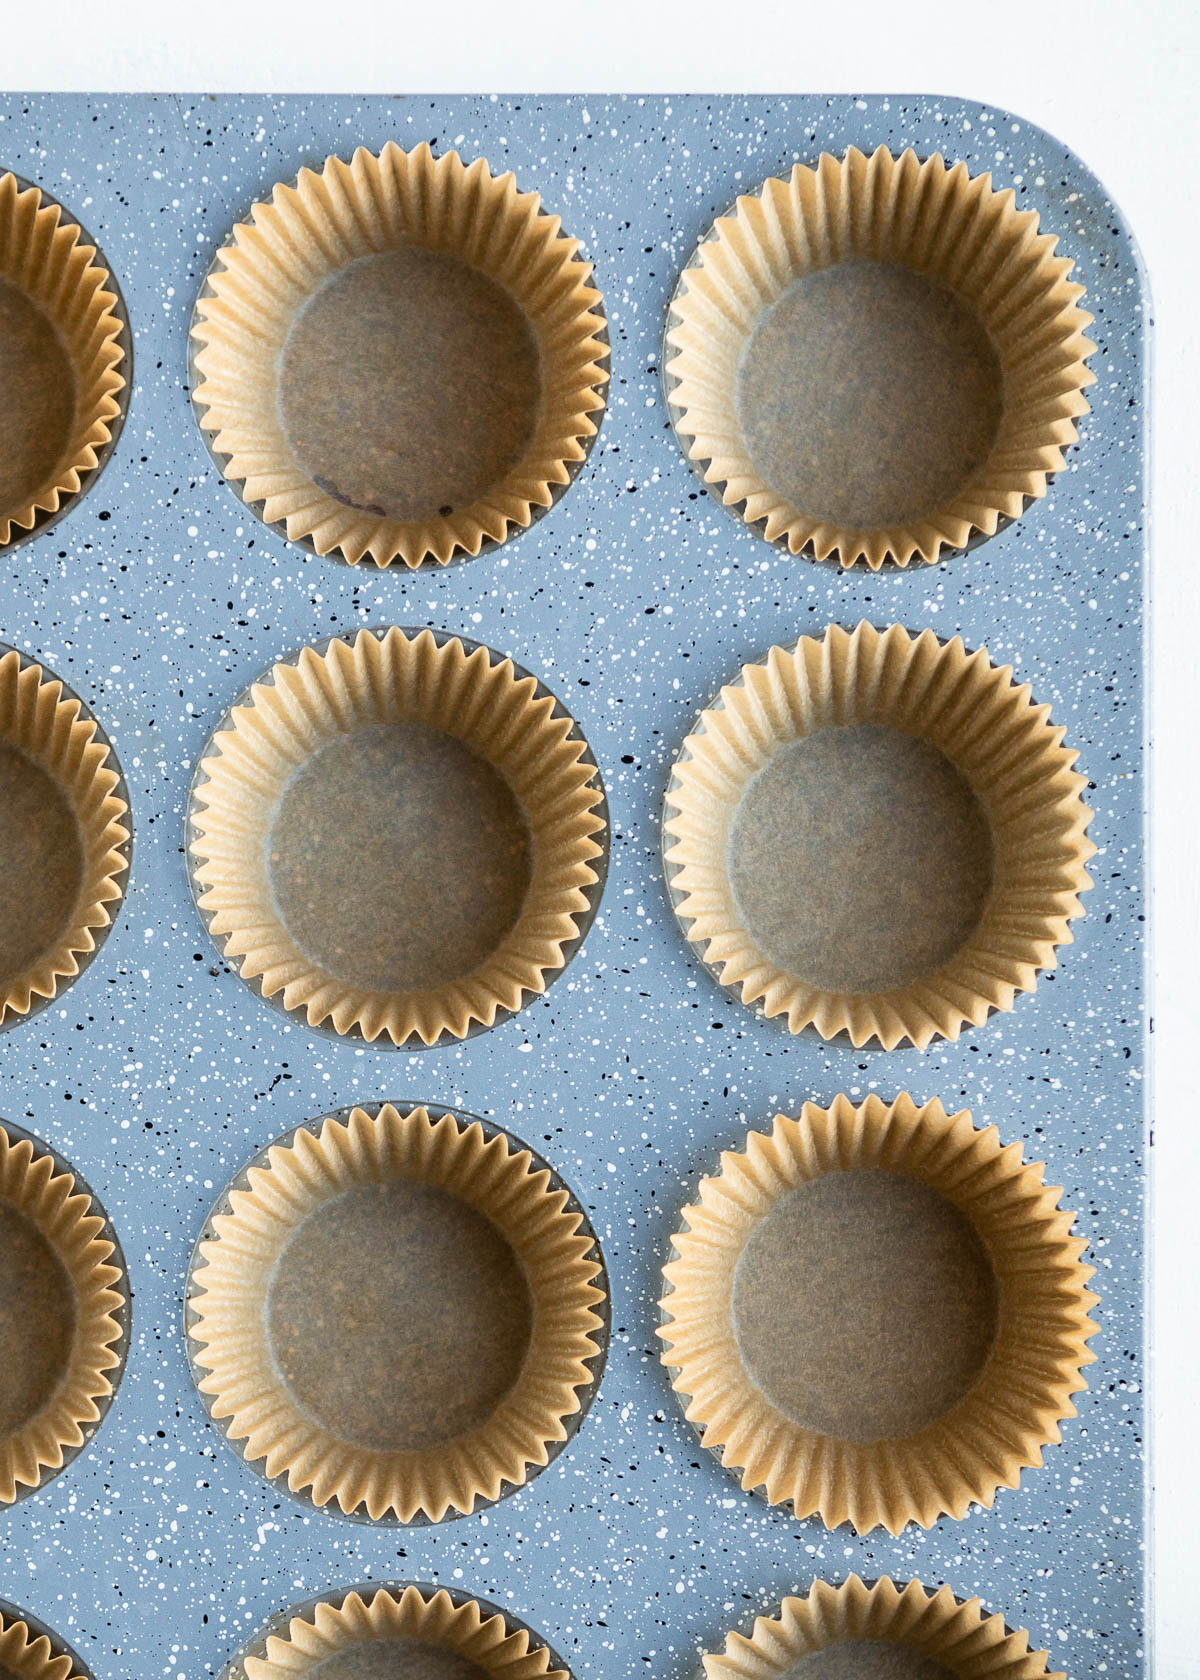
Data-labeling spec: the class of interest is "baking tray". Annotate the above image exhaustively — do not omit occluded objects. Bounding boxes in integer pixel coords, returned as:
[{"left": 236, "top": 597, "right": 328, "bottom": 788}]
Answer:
[{"left": 0, "top": 94, "right": 1147, "bottom": 1680}]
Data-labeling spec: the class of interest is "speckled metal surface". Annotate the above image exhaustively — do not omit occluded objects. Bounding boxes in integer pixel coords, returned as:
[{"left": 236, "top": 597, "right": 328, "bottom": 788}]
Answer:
[{"left": 0, "top": 94, "right": 1146, "bottom": 1680}]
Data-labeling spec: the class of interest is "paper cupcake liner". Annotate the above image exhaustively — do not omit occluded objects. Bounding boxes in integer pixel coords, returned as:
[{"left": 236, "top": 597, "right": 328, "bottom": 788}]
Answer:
[
  {"left": 701, "top": 1576, "right": 1061, "bottom": 1680},
  {"left": 187, "top": 626, "right": 607, "bottom": 1046},
  {"left": 0, "top": 1601, "right": 93, "bottom": 1680},
  {"left": 663, "top": 621, "right": 1095, "bottom": 1050},
  {"left": 190, "top": 141, "right": 608, "bottom": 569},
  {"left": 0, "top": 172, "right": 128, "bottom": 551},
  {"left": 226, "top": 1582, "right": 570, "bottom": 1680},
  {"left": 187, "top": 1103, "right": 608, "bottom": 1524},
  {"left": 0, "top": 644, "right": 132, "bottom": 1029},
  {"left": 659, "top": 1095, "right": 1098, "bottom": 1534},
  {"left": 0, "top": 1121, "right": 129, "bottom": 1504},
  {"left": 665, "top": 145, "right": 1095, "bottom": 569}
]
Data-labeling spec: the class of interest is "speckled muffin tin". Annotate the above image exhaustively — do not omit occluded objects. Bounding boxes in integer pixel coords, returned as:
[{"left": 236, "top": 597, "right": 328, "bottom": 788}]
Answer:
[{"left": 0, "top": 94, "right": 1145, "bottom": 1680}]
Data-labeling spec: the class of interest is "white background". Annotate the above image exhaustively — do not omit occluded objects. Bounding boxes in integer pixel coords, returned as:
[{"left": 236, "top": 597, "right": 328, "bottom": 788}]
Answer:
[{"left": 5, "top": 1, "right": 1196, "bottom": 1674}]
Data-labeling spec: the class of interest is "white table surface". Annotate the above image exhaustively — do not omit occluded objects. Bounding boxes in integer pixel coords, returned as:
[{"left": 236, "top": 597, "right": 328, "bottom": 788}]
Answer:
[{"left": 4, "top": 2, "right": 1195, "bottom": 1675}]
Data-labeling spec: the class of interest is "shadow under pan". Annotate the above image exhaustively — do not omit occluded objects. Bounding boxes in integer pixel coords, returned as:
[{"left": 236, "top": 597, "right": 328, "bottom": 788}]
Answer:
[
  {"left": 266, "top": 721, "right": 533, "bottom": 993},
  {"left": 726, "top": 723, "right": 995, "bottom": 995}
]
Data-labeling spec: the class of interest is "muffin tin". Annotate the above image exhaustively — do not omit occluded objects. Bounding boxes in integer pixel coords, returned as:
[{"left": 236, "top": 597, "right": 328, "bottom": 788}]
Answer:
[{"left": 0, "top": 93, "right": 1145, "bottom": 1680}]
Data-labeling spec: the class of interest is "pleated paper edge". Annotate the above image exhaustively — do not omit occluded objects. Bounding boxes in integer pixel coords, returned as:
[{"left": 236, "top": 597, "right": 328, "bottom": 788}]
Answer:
[
  {"left": 188, "top": 1104, "right": 608, "bottom": 1524},
  {"left": 701, "top": 1575, "right": 1064, "bottom": 1680},
  {"left": 0, "top": 172, "right": 127, "bottom": 549},
  {"left": 0, "top": 1124, "right": 127, "bottom": 1504},
  {"left": 662, "top": 621, "right": 1096, "bottom": 1051},
  {"left": 665, "top": 144, "right": 1096, "bottom": 571},
  {"left": 190, "top": 141, "right": 609, "bottom": 570},
  {"left": 187, "top": 626, "right": 607, "bottom": 1046},
  {"left": 240, "top": 1584, "right": 569, "bottom": 1680},
  {"left": 0, "top": 647, "right": 131, "bottom": 1027},
  {"left": 658, "top": 1094, "right": 1100, "bottom": 1535}
]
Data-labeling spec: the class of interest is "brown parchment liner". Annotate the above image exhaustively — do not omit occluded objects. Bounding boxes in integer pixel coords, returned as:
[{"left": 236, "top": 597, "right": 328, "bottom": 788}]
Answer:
[
  {"left": 0, "top": 173, "right": 126, "bottom": 548},
  {"left": 0, "top": 648, "right": 130, "bottom": 1027},
  {"left": 0, "top": 1125, "right": 127, "bottom": 1504},
  {"left": 188, "top": 626, "right": 606, "bottom": 1045},
  {"left": 702, "top": 1575, "right": 1061, "bottom": 1680},
  {"left": 240, "top": 1585, "right": 568, "bottom": 1680},
  {"left": 659, "top": 1095, "right": 1099, "bottom": 1534},
  {"left": 665, "top": 145, "right": 1095, "bottom": 569},
  {"left": 663, "top": 621, "right": 1095, "bottom": 1050},
  {"left": 190, "top": 141, "right": 608, "bottom": 568},
  {"left": 189, "top": 1104, "right": 607, "bottom": 1523},
  {"left": 0, "top": 1607, "right": 86, "bottom": 1680}
]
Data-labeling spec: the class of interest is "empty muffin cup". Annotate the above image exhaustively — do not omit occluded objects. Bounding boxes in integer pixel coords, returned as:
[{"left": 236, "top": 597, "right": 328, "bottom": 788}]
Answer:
[
  {"left": 190, "top": 141, "right": 608, "bottom": 568},
  {"left": 665, "top": 145, "right": 1095, "bottom": 569},
  {"left": 227, "top": 1582, "right": 571, "bottom": 1680},
  {"left": 701, "top": 1576, "right": 1061, "bottom": 1680},
  {"left": 0, "top": 1121, "right": 129, "bottom": 1504},
  {"left": 187, "top": 1103, "right": 608, "bottom": 1523},
  {"left": 663, "top": 621, "right": 1094, "bottom": 1050},
  {"left": 187, "top": 626, "right": 607, "bottom": 1046},
  {"left": 0, "top": 646, "right": 130, "bottom": 1030},
  {"left": 0, "top": 1601, "right": 95, "bottom": 1680},
  {"left": 659, "top": 1094, "right": 1098, "bottom": 1533},
  {"left": 0, "top": 172, "right": 128, "bottom": 551}
]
